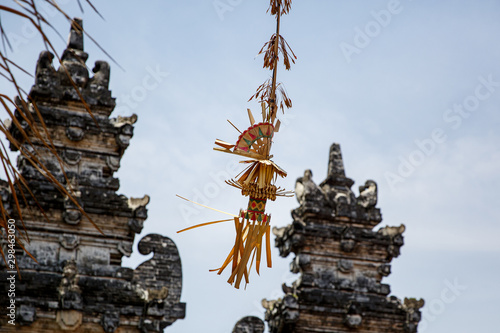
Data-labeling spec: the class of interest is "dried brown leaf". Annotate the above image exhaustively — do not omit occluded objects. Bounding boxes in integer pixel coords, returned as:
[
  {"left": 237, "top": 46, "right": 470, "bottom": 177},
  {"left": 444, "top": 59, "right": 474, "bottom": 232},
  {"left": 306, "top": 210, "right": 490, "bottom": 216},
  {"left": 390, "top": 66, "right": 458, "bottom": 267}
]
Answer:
[{"left": 268, "top": 0, "right": 292, "bottom": 16}]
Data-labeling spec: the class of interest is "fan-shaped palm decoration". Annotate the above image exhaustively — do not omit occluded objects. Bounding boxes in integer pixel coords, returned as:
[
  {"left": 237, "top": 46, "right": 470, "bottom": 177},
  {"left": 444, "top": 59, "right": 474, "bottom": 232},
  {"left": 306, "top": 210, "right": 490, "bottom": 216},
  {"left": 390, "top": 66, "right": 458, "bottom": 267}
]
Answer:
[{"left": 178, "top": 0, "right": 295, "bottom": 289}]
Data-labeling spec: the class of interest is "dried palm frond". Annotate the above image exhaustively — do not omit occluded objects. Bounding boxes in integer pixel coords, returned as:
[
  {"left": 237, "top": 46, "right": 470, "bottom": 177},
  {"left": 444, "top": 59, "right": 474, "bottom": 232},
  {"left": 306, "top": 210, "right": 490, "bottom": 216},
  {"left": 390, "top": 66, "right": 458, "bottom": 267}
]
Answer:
[
  {"left": 268, "top": 0, "right": 292, "bottom": 16},
  {"left": 249, "top": 78, "right": 292, "bottom": 113},
  {"left": 254, "top": 15, "right": 296, "bottom": 120},
  {"left": 276, "top": 82, "right": 292, "bottom": 111},
  {"left": 259, "top": 33, "right": 296, "bottom": 71}
]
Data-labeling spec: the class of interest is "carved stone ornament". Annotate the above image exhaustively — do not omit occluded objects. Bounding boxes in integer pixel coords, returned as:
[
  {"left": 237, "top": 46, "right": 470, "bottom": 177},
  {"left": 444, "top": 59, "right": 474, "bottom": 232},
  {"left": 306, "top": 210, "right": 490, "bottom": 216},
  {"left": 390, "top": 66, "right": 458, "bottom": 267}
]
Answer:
[
  {"left": 17, "top": 304, "right": 36, "bottom": 326},
  {"left": 61, "top": 149, "right": 82, "bottom": 165},
  {"left": 59, "top": 234, "right": 80, "bottom": 250},
  {"left": 344, "top": 314, "right": 362, "bottom": 328},
  {"left": 66, "top": 117, "right": 85, "bottom": 141},
  {"left": 56, "top": 310, "right": 83, "bottom": 331},
  {"left": 338, "top": 259, "right": 353, "bottom": 273},
  {"left": 106, "top": 155, "right": 121, "bottom": 171},
  {"left": 63, "top": 209, "right": 82, "bottom": 225},
  {"left": 101, "top": 311, "right": 120, "bottom": 333},
  {"left": 117, "top": 241, "right": 133, "bottom": 257}
]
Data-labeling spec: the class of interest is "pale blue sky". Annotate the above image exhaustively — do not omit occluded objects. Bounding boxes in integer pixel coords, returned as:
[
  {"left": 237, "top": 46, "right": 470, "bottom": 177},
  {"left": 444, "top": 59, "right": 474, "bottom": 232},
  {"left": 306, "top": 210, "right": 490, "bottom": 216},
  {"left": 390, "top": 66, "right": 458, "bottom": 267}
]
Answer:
[{"left": 2, "top": 1, "right": 500, "bottom": 332}]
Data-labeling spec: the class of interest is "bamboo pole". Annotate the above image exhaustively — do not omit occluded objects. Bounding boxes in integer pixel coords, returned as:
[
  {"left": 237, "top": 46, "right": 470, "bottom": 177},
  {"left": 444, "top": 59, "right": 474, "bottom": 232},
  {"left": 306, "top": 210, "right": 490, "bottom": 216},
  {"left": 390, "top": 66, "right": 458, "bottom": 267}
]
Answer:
[{"left": 269, "top": 3, "right": 281, "bottom": 123}]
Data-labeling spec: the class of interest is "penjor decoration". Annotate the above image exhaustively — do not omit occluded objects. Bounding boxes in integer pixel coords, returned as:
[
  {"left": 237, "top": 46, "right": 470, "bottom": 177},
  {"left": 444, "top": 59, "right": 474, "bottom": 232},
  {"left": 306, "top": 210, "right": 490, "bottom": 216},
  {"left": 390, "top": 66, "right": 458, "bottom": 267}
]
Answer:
[{"left": 177, "top": 0, "right": 295, "bottom": 289}]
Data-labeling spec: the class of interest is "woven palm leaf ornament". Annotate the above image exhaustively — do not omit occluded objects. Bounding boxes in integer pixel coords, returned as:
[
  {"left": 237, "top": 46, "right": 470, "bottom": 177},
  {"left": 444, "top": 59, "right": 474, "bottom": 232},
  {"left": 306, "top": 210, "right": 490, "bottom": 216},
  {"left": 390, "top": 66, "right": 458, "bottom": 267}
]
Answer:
[{"left": 177, "top": 0, "right": 295, "bottom": 289}]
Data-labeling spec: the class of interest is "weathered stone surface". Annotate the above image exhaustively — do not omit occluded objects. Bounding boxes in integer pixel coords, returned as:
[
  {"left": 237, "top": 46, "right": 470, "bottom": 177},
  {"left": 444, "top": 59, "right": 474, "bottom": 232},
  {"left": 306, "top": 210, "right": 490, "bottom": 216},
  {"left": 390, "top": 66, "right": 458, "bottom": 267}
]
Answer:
[
  {"left": 0, "top": 19, "right": 184, "bottom": 332},
  {"left": 232, "top": 316, "right": 265, "bottom": 333}
]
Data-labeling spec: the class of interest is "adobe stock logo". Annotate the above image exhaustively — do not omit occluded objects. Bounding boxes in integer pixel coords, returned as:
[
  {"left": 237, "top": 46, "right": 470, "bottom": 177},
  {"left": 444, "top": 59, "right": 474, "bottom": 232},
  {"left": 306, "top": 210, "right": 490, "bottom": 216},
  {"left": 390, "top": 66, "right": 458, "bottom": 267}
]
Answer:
[
  {"left": 419, "top": 278, "right": 467, "bottom": 332},
  {"left": 114, "top": 65, "right": 169, "bottom": 114},
  {"left": 385, "top": 74, "right": 498, "bottom": 190},
  {"left": 339, "top": 0, "right": 403, "bottom": 63},
  {"left": 4, "top": 0, "right": 73, "bottom": 54},
  {"left": 213, "top": 0, "right": 244, "bottom": 21}
]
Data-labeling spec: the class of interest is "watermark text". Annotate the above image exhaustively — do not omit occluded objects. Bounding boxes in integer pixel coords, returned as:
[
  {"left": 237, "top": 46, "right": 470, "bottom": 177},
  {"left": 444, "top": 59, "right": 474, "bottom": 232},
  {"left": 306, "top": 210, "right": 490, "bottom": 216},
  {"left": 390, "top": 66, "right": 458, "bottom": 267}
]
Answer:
[{"left": 6, "top": 219, "right": 17, "bottom": 326}]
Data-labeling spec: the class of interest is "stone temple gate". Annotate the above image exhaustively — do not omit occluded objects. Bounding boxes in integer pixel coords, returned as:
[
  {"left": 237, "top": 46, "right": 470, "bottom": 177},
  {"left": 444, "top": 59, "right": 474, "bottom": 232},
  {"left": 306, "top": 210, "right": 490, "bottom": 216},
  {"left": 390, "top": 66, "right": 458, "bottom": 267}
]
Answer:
[{"left": 0, "top": 19, "right": 185, "bottom": 332}]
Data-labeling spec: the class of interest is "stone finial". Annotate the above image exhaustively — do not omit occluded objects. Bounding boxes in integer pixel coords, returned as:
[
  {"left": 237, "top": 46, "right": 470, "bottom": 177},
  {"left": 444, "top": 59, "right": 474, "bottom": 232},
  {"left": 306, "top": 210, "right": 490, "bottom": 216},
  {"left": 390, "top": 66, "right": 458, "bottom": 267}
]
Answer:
[
  {"left": 358, "top": 180, "right": 378, "bottom": 208},
  {"left": 34, "top": 51, "right": 57, "bottom": 91},
  {"left": 68, "top": 18, "right": 84, "bottom": 51},
  {"left": 294, "top": 170, "right": 326, "bottom": 206},
  {"left": 91, "top": 60, "right": 111, "bottom": 89},
  {"left": 320, "top": 143, "right": 354, "bottom": 190},
  {"left": 59, "top": 18, "right": 89, "bottom": 88},
  {"left": 327, "top": 143, "right": 346, "bottom": 178}
]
